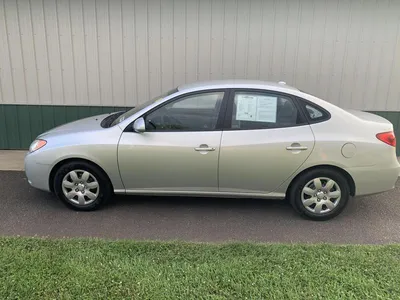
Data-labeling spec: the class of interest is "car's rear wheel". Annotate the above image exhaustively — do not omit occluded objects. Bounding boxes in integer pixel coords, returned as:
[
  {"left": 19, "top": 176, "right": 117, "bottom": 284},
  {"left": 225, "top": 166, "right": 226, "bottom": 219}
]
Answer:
[
  {"left": 53, "top": 161, "right": 112, "bottom": 211},
  {"left": 289, "top": 168, "right": 350, "bottom": 221}
]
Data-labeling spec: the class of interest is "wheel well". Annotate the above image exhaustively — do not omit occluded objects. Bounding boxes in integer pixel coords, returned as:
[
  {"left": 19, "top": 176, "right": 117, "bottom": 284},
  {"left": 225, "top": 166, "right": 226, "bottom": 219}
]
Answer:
[
  {"left": 48, "top": 158, "right": 114, "bottom": 193},
  {"left": 286, "top": 165, "right": 356, "bottom": 197}
]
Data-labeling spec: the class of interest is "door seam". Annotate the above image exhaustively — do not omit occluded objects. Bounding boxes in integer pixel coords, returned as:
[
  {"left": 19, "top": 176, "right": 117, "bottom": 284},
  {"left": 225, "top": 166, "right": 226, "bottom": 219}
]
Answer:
[
  {"left": 116, "top": 130, "right": 127, "bottom": 193},
  {"left": 271, "top": 124, "right": 316, "bottom": 195},
  {"left": 216, "top": 131, "right": 223, "bottom": 192}
]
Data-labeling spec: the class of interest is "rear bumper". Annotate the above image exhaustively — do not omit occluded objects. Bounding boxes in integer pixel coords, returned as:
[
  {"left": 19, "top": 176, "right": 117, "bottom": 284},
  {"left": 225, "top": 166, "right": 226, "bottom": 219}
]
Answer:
[
  {"left": 347, "top": 164, "right": 400, "bottom": 196},
  {"left": 24, "top": 153, "right": 51, "bottom": 192}
]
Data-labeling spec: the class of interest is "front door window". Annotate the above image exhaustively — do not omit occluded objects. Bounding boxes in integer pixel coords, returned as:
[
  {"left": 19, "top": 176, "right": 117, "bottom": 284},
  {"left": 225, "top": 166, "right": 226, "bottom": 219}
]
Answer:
[{"left": 145, "top": 92, "right": 225, "bottom": 131}]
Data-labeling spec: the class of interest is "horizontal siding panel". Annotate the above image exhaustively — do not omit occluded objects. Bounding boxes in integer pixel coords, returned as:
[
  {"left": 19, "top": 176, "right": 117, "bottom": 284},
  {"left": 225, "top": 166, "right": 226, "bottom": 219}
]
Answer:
[
  {"left": 57, "top": 0, "right": 76, "bottom": 105},
  {"left": 109, "top": 0, "right": 126, "bottom": 107},
  {"left": 82, "top": 0, "right": 101, "bottom": 106},
  {"left": 0, "top": 0, "right": 398, "bottom": 112},
  {"left": 4, "top": 0, "right": 27, "bottom": 104},
  {"left": 135, "top": 0, "right": 150, "bottom": 104},
  {"left": 70, "top": 0, "right": 89, "bottom": 106},
  {"left": 96, "top": 0, "right": 113, "bottom": 106},
  {"left": 17, "top": 0, "right": 40, "bottom": 105},
  {"left": 209, "top": 0, "right": 224, "bottom": 81},
  {"left": 0, "top": 0, "right": 15, "bottom": 104},
  {"left": 31, "top": 0, "right": 52, "bottom": 105},
  {"left": 43, "top": 0, "right": 65, "bottom": 105}
]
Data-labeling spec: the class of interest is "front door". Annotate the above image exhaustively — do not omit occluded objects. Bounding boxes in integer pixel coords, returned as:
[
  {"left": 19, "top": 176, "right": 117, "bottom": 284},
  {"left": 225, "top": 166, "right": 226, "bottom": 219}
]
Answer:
[
  {"left": 118, "top": 90, "right": 227, "bottom": 192},
  {"left": 218, "top": 89, "right": 315, "bottom": 194}
]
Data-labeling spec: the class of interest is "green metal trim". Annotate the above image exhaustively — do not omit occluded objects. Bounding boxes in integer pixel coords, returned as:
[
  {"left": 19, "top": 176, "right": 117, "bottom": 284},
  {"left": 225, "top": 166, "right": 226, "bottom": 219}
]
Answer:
[
  {"left": 0, "top": 104, "right": 130, "bottom": 149},
  {"left": 0, "top": 105, "right": 399, "bottom": 155}
]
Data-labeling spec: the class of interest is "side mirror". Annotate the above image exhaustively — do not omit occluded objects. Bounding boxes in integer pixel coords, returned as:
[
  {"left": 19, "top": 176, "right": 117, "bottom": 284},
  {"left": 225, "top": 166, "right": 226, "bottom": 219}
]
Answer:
[{"left": 133, "top": 117, "right": 146, "bottom": 133}]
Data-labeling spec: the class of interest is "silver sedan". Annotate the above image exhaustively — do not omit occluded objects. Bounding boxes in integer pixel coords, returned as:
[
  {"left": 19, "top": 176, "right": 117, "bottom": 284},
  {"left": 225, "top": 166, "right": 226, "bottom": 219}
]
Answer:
[{"left": 25, "top": 80, "right": 400, "bottom": 220}]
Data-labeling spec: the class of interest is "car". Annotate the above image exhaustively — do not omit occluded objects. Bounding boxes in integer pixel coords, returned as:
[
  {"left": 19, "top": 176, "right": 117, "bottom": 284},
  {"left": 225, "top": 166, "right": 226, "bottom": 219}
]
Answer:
[{"left": 25, "top": 80, "right": 400, "bottom": 220}]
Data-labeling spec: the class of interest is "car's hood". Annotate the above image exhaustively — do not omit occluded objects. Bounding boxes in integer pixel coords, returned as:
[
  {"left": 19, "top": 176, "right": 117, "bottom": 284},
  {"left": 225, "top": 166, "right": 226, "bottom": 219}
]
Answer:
[{"left": 38, "top": 113, "right": 110, "bottom": 138}]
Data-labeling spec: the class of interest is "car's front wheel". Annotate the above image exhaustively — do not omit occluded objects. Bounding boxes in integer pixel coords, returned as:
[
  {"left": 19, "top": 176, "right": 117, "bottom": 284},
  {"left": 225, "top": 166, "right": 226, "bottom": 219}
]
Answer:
[
  {"left": 53, "top": 161, "right": 112, "bottom": 211},
  {"left": 289, "top": 168, "right": 350, "bottom": 221}
]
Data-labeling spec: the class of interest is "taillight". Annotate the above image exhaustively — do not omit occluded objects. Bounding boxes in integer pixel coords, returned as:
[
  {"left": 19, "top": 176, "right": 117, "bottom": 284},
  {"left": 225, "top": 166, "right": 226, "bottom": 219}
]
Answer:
[{"left": 376, "top": 131, "right": 396, "bottom": 147}]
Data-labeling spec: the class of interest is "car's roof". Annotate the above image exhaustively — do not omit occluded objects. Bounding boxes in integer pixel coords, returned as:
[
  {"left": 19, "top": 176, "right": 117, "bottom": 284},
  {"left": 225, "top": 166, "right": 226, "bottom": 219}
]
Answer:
[{"left": 177, "top": 79, "right": 299, "bottom": 92}]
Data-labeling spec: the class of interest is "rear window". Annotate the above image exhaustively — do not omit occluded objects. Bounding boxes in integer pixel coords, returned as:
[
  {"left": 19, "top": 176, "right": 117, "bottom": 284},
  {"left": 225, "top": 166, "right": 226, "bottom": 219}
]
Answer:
[
  {"left": 297, "top": 97, "right": 330, "bottom": 123},
  {"left": 305, "top": 104, "right": 324, "bottom": 120}
]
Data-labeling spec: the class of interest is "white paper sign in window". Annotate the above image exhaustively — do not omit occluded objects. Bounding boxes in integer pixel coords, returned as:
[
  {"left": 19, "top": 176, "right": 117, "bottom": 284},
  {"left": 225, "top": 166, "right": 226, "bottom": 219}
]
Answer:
[
  {"left": 236, "top": 95, "right": 257, "bottom": 121},
  {"left": 236, "top": 94, "right": 277, "bottom": 123},
  {"left": 256, "top": 96, "right": 277, "bottom": 122}
]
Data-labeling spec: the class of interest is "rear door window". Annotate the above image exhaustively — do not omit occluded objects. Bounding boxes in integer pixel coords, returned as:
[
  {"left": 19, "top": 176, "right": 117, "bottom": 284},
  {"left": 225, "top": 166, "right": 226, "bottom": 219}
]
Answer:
[{"left": 228, "top": 91, "right": 306, "bottom": 130}]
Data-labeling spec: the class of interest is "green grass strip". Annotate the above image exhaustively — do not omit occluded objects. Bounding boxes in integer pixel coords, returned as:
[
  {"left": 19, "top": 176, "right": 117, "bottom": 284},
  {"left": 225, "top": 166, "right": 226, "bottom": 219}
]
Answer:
[{"left": 0, "top": 237, "right": 399, "bottom": 299}]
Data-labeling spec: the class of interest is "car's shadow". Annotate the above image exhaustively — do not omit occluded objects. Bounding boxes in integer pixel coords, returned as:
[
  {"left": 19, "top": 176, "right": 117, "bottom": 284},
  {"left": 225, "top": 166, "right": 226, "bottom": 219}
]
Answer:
[
  {"left": 7, "top": 171, "right": 399, "bottom": 243},
  {"left": 19, "top": 184, "right": 400, "bottom": 243},
  {"left": 31, "top": 188, "right": 363, "bottom": 222},
  {"left": 111, "top": 193, "right": 291, "bottom": 209}
]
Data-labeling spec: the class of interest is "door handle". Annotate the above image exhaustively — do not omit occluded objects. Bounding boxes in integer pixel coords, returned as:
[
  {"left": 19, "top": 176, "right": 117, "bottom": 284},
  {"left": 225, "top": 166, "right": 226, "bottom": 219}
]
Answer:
[
  {"left": 194, "top": 145, "right": 215, "bottom": 152},
  {"left": 286, "top": 146, "right": 308, "bottom": 151}
]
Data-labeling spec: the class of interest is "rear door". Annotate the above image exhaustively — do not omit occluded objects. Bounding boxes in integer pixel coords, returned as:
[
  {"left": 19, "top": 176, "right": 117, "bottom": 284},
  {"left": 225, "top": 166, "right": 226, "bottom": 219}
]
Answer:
[{"left": 218, "top": 89, "right": 315, "bottom": 194}]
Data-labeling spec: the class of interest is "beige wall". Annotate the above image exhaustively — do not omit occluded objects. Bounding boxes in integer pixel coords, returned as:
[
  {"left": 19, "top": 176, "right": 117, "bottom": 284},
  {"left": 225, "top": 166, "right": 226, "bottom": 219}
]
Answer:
[{"left": 1, "top": 0, "right": 400, "bottom": 110}]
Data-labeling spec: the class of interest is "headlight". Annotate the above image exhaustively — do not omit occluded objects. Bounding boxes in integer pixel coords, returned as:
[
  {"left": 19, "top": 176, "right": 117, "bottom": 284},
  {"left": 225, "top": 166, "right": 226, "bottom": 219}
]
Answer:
[{"left": 29, "top": 139, "right": 47, "bottom": 153}]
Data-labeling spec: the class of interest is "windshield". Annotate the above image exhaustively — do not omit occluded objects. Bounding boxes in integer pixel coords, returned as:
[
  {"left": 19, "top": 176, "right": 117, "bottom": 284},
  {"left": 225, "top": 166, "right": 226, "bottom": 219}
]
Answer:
[{"left": 110, "top": 88, "right": 178, "bottom": 127}]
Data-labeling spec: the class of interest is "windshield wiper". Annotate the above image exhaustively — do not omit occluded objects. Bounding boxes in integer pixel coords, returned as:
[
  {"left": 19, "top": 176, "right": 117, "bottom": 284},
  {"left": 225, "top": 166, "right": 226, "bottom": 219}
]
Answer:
[{"left": 100, "top": 111, "right": 125, "bottom": 128}]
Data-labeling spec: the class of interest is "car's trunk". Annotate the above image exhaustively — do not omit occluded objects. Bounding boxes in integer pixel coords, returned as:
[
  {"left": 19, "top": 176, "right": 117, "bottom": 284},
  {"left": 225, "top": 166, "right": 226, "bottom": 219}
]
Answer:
[{"left": 344, "top": 109, "right": 394, "bottom": 131}]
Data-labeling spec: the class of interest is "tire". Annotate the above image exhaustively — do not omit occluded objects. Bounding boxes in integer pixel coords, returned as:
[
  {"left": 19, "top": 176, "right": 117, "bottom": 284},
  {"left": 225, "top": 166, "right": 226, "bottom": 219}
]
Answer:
[
  {"left": 53, "top": 160, "right": 113, "bottom": 211},
  {"left": 289, "top": 168, "right": 350, "bottom": 221}
]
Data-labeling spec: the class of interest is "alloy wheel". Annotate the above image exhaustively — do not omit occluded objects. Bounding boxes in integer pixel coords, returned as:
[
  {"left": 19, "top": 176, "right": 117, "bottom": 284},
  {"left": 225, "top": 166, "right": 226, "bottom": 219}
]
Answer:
[
  {"left": 61, "top": 170, "right": 100, "bottom": 206},
  {"left": 301, "top": 177, "right": 341, "bottom": 214}
]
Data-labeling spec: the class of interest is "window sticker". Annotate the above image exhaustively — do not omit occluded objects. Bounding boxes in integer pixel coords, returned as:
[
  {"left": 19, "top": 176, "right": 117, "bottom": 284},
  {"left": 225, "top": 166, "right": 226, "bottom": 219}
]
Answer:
[
  {"left": 236, "top": 95, "right": 257, "bottom": 121},
  {"left": 236, "top": 95, "right": 277, "bottom": 123}
]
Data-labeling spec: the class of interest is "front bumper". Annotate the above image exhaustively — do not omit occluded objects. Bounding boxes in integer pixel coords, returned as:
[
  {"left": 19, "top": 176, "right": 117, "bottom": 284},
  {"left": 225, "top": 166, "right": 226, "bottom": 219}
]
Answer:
[{"left": 24, "top": 153, "right": 52, "bottom": 192}]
